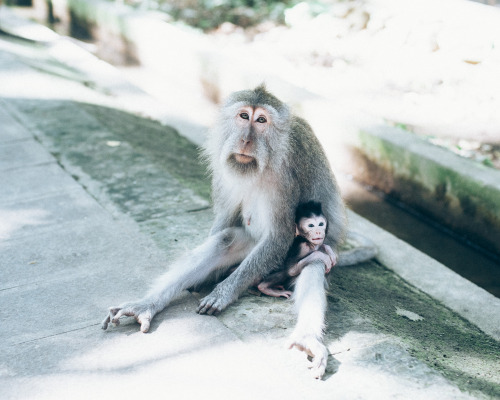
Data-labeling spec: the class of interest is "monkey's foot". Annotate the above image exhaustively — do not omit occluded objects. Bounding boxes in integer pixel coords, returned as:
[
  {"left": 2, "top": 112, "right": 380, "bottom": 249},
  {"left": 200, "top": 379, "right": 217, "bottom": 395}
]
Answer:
[
  {"left": 260, "top": 287, "right": 293, "bottom": 299},
  {"left": 287, "top": 335, "right": 329, "bottom": 379},
  {"left": 102, "top": 300, "right": 155, "bottom": 333}
]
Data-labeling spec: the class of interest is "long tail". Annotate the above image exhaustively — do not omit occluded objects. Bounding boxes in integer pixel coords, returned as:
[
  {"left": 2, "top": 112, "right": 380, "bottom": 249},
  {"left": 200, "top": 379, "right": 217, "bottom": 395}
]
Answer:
[{"left": 337, "top": 231, "right": 378, "bottom": 266}]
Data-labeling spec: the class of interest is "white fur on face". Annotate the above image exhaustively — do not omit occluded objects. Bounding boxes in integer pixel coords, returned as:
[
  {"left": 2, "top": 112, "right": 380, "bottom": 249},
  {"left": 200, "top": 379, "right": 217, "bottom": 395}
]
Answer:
[
  {"left": 297, "top": 216, "right": 327, "bottom": 245},
  {"left": 205, "top": 100, "right": 290, "bottom": 176}
]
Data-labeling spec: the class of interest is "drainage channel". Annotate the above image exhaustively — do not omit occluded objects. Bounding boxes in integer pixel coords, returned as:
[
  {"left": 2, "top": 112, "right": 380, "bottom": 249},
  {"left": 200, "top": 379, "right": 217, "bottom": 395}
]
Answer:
[{"left": 338, "top": 173, "right": 500, "bottom": 298}]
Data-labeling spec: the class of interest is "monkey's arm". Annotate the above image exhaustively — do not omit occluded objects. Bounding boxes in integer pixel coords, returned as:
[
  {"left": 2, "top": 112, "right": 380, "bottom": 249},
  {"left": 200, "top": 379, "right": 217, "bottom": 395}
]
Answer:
[
  {"left": 103, "top": 227, "right": 253, "bottom": 331},
  {"left": 321, "top": 244, "right": 337, "bottom": 274},
  {"left": 288, "top": 250, "right": 334, "bottom": 277},
  {"left": 287, "top": 261, "right": 329, "bottom": 379},
  {"left": 208, "top": 179, "right": 242, "bottom": 236},
  {"left": 197, "top": 234, "right": 292, "bottom": 315},
  {"left": 209, "top": 208, "right": 241, "bottom": 235}
]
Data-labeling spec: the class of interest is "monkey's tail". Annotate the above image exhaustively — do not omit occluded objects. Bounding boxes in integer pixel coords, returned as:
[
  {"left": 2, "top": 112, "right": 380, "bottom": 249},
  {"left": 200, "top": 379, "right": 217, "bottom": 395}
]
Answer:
[{"left": 337, "top": 231, "right": 378, "bottom": 267}]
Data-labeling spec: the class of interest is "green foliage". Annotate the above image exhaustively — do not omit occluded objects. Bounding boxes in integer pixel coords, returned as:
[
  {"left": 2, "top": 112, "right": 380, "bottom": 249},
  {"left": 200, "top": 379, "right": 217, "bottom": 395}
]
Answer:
[
  {"left": 132, "top": 0, "right": 299, "bottom": 30},
  {"left": 482, "top": 158, "right": 494, "bottom": 168}
]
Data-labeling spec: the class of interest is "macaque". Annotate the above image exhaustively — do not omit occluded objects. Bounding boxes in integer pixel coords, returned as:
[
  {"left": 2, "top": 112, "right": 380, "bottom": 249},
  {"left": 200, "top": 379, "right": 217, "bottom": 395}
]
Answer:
[
  {"left": 257, "top": 201, "right": 336, "bottom": 299},
  {"left": 102, "top": 85, "right": 376, "bottom": 377},
  {"left": 257, "top": 201, "right": 334, "bottom": 379}
]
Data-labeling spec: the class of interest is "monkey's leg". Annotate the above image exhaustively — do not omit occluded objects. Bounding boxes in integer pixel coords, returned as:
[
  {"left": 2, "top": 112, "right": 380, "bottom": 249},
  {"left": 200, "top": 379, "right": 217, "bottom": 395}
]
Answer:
[
  {"left": 287, "top": 262, "right": 329, "bottom": 379},
  {"left": 257, "top": 281, "right": 292, "bottom": 299},
  {"left": 102, "top": 227, "right": 254, "bottom": 332},
  {"left": 256, "top": 271, "right": 292, "bottom": 298},
  {"left": 197, "top": 236, "right": 291, "bottom": 315}
]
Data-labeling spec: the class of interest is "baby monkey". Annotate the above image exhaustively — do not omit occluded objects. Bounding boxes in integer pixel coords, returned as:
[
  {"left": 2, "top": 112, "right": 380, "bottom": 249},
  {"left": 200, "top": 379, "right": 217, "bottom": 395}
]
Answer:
[
  {"left": 258, "top": 201, "right": 336, "bottom": 379},
  {"left": 257, "top": 201, "right": 337, "bottom": 298}
]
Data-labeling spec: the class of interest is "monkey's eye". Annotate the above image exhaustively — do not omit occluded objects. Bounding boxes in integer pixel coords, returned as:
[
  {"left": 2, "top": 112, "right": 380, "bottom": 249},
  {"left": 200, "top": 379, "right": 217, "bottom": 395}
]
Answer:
[
  {"left": 308, "top": 224, "right": 314, "bottom": 228},
  {"left": 319, "top": 222, "right": 324, "bottom": 226},
  {"left": 240, "top": 113, "right": 249, "bottom": 120},
  {"left": 256, "top": 116, "right": 267, "bottom": 123}
]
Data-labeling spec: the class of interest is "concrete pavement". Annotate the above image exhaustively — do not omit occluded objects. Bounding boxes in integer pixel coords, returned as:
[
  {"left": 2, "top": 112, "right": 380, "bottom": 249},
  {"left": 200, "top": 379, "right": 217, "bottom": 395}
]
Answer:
[{"left": 0, "top": 10, "right": 499, "bottom": 399}]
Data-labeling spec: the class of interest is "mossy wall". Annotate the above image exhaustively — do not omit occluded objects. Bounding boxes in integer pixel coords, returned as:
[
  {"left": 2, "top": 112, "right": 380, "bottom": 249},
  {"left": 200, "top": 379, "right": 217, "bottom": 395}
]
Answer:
[{"left": 349, "top": 126, "right": 500, "bottom": 256}]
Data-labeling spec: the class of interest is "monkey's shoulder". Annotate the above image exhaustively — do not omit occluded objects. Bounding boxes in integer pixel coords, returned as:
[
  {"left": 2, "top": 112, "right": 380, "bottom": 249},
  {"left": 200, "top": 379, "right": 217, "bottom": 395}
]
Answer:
[{"left": 289, "top": 116, "right": 326, "bottom": 156}]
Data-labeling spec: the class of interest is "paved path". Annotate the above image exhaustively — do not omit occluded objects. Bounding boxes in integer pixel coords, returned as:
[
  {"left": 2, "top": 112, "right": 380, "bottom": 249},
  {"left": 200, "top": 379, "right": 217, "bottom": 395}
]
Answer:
[{"left": 0, "top": 13, "right": 499, "bottom": 399}]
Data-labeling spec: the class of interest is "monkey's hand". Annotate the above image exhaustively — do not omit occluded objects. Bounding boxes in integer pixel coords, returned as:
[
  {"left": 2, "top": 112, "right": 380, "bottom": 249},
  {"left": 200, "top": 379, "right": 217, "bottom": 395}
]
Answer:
[
  {"left": 287, "top": 334, "right": 329, "bottom": 380},
  {"left": 101, "top": 300, "right": 156, "bottom": 333},
  {"left": 289, "top": 251, "right": 333, "bottom": 277},
  {"left": 197, "top": 283, "right": 237, "bottom": 315},
  {"left": 322, "top": 245, "right": 337, "bottom": 274}
]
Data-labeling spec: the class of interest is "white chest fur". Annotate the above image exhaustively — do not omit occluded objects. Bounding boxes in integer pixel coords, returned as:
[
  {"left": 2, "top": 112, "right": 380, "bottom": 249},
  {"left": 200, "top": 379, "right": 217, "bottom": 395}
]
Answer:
[
  {"left": 241, "top": 189, "right": 270, "bottom": 240},
  {"left": 221, "top": 172, "right": 272, "bottom": 240}
]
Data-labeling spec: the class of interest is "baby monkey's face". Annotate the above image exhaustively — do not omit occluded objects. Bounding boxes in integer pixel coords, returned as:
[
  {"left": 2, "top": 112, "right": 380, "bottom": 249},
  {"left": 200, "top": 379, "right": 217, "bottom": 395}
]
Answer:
[{"left": 296, "top": 215, "right": 327, "bottom": 246}]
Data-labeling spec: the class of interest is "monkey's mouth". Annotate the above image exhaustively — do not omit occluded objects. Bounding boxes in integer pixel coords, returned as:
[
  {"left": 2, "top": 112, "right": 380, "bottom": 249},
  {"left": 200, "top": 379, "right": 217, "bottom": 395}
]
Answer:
[
  {"left": 227, "top": 153, "right": 258, "bottom": 174},
  {"left": 233, "top": 153, "right": 256, "bottom": 164}
]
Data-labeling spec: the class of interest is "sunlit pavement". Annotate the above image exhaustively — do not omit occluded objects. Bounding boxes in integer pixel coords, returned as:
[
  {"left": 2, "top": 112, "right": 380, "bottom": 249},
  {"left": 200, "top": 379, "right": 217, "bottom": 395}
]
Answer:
[{"left": 0, "top": 8, "right": 499, "bottom": 399}]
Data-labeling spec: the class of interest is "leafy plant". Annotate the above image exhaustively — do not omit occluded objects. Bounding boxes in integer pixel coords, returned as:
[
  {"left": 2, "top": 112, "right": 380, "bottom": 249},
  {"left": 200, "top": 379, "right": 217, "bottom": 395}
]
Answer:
[{"left": 128, "top": 0, "right": 300, "bottom": 30}]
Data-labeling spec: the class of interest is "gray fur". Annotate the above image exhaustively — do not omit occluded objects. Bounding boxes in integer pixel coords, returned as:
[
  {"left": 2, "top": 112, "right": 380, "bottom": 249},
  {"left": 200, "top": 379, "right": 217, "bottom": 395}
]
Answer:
[{"left": 102, "top": 85, "right": 375, "bottom": 335}]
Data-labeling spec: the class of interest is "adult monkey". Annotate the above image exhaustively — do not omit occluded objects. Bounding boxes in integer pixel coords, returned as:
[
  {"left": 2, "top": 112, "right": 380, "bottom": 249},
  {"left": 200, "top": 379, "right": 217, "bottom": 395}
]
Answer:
[{"left": 102, "top": 85, "right": 375, "bottom": 333}]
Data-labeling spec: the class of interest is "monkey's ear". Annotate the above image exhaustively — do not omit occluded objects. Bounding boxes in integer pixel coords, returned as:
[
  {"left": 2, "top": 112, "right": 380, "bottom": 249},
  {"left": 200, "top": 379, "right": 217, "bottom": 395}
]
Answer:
[{"left": 295, "top": 225, "right": 300, "bottom": 237}]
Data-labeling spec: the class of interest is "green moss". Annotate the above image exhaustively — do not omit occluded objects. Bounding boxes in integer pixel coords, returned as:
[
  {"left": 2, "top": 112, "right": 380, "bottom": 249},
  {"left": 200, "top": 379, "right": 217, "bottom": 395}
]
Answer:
[
  {"left": 80, "top": 103, "right": 211, "bottom": 201},
  {"left": 10, "top": 99, "right": 211, "bottom": 223},
  {"left": 327, "top": 261, "right": 500, "bottom": 398},
  {"left": 355, "top": 128, "right": 500, "bottom": 254}
]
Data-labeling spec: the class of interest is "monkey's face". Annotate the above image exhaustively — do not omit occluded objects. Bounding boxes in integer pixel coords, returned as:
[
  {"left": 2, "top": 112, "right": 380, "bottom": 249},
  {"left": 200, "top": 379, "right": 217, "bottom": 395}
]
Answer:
[
  {"left": 208, "top": 87, "right": 291, "bottom": 176},
  {"left": 223, "top": 105, "right": 272, "bottom": 173},
  {"left": 296, "top": 215, "right": 327, "bottom": 246},
  {"left": 233, "top": 106, "right": 270, "bottom": 161},
  {"left": 217, "top": 100, "right": 290, "bottom": 176}
]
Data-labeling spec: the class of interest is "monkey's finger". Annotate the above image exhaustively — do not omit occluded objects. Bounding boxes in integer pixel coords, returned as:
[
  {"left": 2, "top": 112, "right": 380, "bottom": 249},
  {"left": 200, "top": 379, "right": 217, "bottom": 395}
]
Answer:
[
  {"left": 197, "top": 297, "right": 215, "bottom": 314},
  {"left": 196, "top": 302, "right": 209, "bottom": 314},
  {"left": 206, "top": 301, "right": 223, "bottom": 315},
  {"left": 287, "top": 342, "right": 297, "bottom": 350},
  {"left": 206, "top": 307, "right": 217, "bottom": 316},
  {"left": 310, "top": 364, "right": 326, "bottom": 380},
  {"left": 290, "top": 342, "right": 314, "bottom": 357},
  {"left": 101, "top": 315, "right": 111, "bottom": 330},
  {"left": 108, "top": 307, "right": 120, "bottom": 317},
  {"left": 287, "top": 341, "right": 306, "bottom": 353},
  {"left": 110, "top": 308, "right": 130, "bottom": 324},
  {"left": 309, "top": 356, "right": 327, "bottom": 379},
  {"left": 139, "top": 317, "right": 151, "bottom": 333}
]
